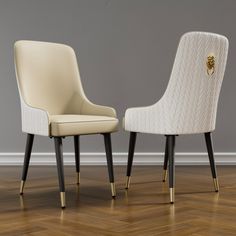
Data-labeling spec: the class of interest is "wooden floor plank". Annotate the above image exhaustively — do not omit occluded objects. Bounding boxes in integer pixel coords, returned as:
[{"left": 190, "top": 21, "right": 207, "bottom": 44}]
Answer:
[{"left": 0, "top": 166, "right": 235, "bottom": 235}]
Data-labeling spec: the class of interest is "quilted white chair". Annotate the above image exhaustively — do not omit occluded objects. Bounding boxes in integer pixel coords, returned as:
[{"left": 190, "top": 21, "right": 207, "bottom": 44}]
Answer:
[
  {"left": 124, "top": 32, "right": 229, "bottom": 203},
  {"left": 14, "top": 40, "right": 119, "bottom": 208}
]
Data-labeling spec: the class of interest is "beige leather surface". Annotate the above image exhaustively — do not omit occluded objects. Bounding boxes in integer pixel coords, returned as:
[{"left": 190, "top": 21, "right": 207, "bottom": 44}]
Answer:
[
  {"left": 14, "top": 40, "right": 118, "bottom": 136},
  {"left": 50, "top": 115, "right": 118, "bottom": 136}
]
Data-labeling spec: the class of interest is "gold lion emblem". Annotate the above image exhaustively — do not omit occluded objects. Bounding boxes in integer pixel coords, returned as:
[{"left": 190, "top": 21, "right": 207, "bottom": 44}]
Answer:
[{"left": 206, "top": 55, "right": 215, "bottom": 75}]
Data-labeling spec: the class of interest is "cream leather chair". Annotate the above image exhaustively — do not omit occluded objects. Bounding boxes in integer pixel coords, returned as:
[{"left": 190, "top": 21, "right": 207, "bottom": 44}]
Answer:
[
  {"left": 124, "top": 32, "right": 229, "bottom": 203},
  {"left": 14, "top": 40, "right": 119, "bottom": 208}
]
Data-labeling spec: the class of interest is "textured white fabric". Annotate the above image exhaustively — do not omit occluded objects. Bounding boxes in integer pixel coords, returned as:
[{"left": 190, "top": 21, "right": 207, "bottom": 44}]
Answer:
[
  {"left": 125, "top": 32, "right": 229, "bottom": 134},
  {"left": 20, "top": 95, "right": 50, "bottom": 136}
]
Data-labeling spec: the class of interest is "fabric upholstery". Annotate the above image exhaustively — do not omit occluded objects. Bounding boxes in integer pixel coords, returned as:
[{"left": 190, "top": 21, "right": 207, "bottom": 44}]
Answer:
[
  {"left": 14, "top": 40, "right": 118, "bottom": 136},
  {"left": 124, "top": 32, "right": 229, "bottom": 134}
]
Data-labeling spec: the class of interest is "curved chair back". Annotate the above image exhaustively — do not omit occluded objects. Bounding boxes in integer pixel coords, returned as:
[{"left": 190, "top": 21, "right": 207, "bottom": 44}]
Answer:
[
  {"left": 160, "top": 32, "right": 229, "bottom": 133},
  {"left": 14, "top": 41, "right": 86, "bottom": 115}
]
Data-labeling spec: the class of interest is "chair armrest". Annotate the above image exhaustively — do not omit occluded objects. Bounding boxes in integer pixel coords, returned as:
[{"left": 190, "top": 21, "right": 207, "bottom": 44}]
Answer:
[
  {"left": 81, "top": 99, "right": 117, "bottom": 118},
  {"left": 20, "top": 97, "right": 50, "bottom": 136}
]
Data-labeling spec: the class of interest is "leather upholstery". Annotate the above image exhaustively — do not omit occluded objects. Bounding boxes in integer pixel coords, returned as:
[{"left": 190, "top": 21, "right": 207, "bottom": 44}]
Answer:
[
  {"left": 14, "top": 40, "right": 118, "bottom": 136},
  {"left": 124, "top": 32, "right": 229, "bottom": 134},
  {"left": 50, "top": 115, "right": 118, "bottom": 136}
]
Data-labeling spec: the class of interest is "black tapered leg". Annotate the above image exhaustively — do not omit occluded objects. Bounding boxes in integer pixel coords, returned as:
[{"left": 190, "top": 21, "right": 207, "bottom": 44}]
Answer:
[
  {"left": 162, "top": 137, "right": 168, "bottom": 182},
  {"left": 103, "top": 133, "right": 116, "bottom": 198},
  {"left": 204, "top": 132, "right": 219, "bottom": 192},
  {"left": 167, "top": 135, "right": 176, "bottom": 203},
  {"left": 54, "top": 137, "right": 66, "bottom": 208},
  {"left": 74, "top": 135, "right": 80, "bottom": 184},
  {"left": 20, "top": 133, "right": 34, "bottom": 194},
  {"left": 125, "top": 132, "right": 137, "bottom": 189}
]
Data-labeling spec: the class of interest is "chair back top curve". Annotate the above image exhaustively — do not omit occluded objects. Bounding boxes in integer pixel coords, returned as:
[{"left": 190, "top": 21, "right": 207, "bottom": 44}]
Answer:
[
  {"left": 160, "top": 32, "right": 228, "bottom": 133},
  {"left": 14, "top": 40, "right": 87, "bottom": 115}
]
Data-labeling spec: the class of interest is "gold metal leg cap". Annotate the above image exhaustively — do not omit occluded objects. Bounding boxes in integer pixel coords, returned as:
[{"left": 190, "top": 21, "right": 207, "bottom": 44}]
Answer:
[
  {"left": 60, "top": 192, "right": 66, "bottom": 208},
  {"left": 170, "top": 188, "right": 175, "bottom": 204},
  {"left": 77, "top": 172, "right": 80, "bottom": 185},
  {"left": 213, "top": 178, "right": 219, "bottom": 192},
  {"left": 111, "top": 183, "right": 116, "bottom": 198},
  {"left": 162, "top": 170, "right": 167, "bottom": 182},
  {"left": 125, "top": 176, "right": 131, "bottom": 189},
  {"left": 20, "top": 180, "right": 25, "bottom": 195}
]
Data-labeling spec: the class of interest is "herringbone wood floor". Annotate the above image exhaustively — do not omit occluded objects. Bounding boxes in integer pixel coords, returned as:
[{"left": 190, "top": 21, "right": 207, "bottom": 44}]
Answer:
[{"left": 0, "top": 165, "right": 236, "bottom": 235}]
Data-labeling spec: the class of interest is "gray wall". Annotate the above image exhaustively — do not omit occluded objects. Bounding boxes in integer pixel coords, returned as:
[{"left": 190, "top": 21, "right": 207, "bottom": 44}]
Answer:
[{"left": 0, "top": 0, "right": 235, "bottom": 153}]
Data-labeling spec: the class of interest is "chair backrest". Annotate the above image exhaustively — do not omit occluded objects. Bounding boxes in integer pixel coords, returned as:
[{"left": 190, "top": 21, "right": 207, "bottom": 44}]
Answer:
[
  {"left": 160, "top": 32, "right": 229, "bottom": 133},
  {"left": 14, "top": 41, "right": 86, "bottom": 115}
]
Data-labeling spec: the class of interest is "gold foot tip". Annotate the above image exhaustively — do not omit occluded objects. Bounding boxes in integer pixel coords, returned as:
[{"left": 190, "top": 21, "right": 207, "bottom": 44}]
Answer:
[
  {"left": 110, "top": 183, "right": 116, "bottom": 197},
  {"left": 170, "top": 188, "right": 175, "bottom": 203},
  {"left": 213, "top": 178, "right": 219, "bottom": 192},
  {"left": 77, "top": 172, "right": 80, "bottom": 185},
  {"left": 125, "top": 176, "right": 131, "bottom": 189},
  {"left": 60, "top": 192, "right": 66, "bottom": 209},
  {"left": 162, "top": 170, "right": 167, "bottom": 182},
  {"left": 20, "top": 181, "right": 25, "bottom": 194}
]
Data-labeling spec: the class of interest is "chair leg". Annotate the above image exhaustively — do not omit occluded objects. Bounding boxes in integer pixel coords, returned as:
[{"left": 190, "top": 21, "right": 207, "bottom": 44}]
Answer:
[
  {"left": 162, "top": 136, "right": 168, "bottom": 182},
  {"left": 54, "top": 137, "right": 66, "bottom": 208},
  {"left": 204, "top": 132, "right": 219, "bottom": 192},
  {"left": 103, "top": 133, "right": 116, "bottom": 198},
  {"left": 20, "top": 133, "right": 34, "bottom": 195},
  {"left": 125, "top": 132, "right": 137, "bottom": 189},
  {"left": 167, "top": 135, "right": 176, "bottom": 204},
  {"left": 74, "top": 135, "right": 80, "bottom": 184}
]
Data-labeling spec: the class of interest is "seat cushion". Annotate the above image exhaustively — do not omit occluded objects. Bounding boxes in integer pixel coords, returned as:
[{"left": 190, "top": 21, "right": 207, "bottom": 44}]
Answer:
[{"left": 49, "top": 115, "right": 119, "bottom": 136}]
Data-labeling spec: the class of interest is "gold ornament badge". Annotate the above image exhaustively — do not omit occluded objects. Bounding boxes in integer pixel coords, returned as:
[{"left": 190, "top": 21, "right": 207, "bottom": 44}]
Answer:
[{"left": 206, "top": 55, "right": 215, "bottom": 76}]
